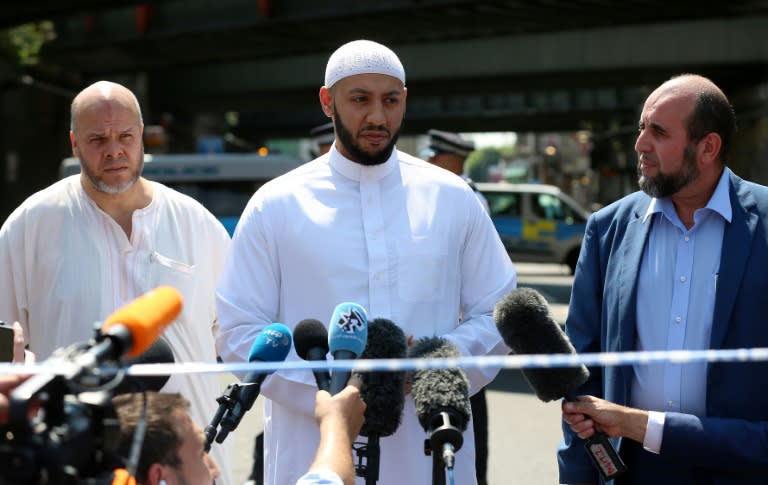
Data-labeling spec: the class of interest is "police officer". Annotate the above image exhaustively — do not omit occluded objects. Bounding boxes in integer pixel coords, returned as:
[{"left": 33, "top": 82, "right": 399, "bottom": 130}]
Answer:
[
  {"left": 426, "top": 129, "right": 490, "bottom": 485},
  {"left": 309, "top": 121, "right": 335, "bottom": 158},
  {"left": 426, "top": 129, "right": 490, "bottom": 213}
]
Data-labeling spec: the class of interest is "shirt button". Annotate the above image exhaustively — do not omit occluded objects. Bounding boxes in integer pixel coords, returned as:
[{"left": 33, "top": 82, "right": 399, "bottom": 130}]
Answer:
[
  {"left": 684, "top": 235, "right": 690, "bottom": 242},
  {"left": 680, "top": 276, "right": 687, "bottom": 283},
  {"left": 675, "top": 316, "right": 682, "bottom": 323}
]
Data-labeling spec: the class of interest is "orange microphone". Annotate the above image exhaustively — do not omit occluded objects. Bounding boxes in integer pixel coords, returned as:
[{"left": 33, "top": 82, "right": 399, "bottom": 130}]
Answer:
[
  {"left": 75, "top": 286, "right": 183, "bottom": 370},
  {"left": 110, "top": 468, "right": 137, "bottom": 485},
  {"left": 102, "top": 286, "right": 183, "bottom": 358}
]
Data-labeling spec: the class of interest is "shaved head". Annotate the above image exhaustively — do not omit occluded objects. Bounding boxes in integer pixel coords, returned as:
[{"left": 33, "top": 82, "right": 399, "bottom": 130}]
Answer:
[
  {"left": 651, "top": 74, "right": 735, "bottom": 163},
  {"left": 70, "top": 81, "right": 143, "bottom": 133},
  {"left": 658, "top": 74, "right": 726, "bottom": 98},
  {"left": 69, "top": 80, "right": 146, "bottom": 196}
]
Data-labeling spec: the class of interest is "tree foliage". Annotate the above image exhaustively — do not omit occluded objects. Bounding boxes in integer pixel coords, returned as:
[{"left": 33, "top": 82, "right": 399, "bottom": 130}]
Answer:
[
  {"left": 466, "top": 145, "right": 518, "bottom": 182},
  {"left": 0, "top": 22, "right": 55, "bottom": 65}
]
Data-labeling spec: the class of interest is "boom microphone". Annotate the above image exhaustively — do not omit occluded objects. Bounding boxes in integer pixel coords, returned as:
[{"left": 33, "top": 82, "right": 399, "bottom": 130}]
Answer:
[
  {"left": 409, "top": 337, "right": 470, "bottom": 472},
  {"left": 353, "top": 318, "right": 407, "bottom": 438},
  {"left": 211, "top": 323, "right": 292, "bottom": 446},
  {"left": 294, "top": 319, "right": 332, "bottom": 392},
  {"left": 493, "top": 286, "right": 627, "bottom": 480},
  {"left": 494, "top": 287, "right": 588, "bottom": 400},
  {"left": 328, "top": 302, "right": 368, "bottom": 395},
  {"left": 76, "top": 286, "right": 183, "bottom": 371}
]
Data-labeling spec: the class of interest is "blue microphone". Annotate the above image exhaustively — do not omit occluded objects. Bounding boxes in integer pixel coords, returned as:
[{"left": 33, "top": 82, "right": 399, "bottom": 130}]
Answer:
[
  {"left": 327, "top": 302, "right": 368, "bottom": 395},
  {"left": 210, "top": 323, "right": 292, "bottom": 446}
]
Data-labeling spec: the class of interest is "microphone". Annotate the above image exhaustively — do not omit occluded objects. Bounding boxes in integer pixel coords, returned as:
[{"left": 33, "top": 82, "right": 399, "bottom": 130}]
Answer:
[
  {"left": 493, "top": 286, "right": 627, "bottom": 481},
  {"left": 110, "top": 469, "right": 137, "bottom": 485},
  {"left": 113, "top": 337, "right": 175, "bottom": 394},
  {"left": 208, "top": 323, "right": 292, "bottom": 448},
  {"left": 409, "top": 336, "right": 470, "bottom": 472},
  {"left": 293, "top": 319, "right": 332, "bottom": 392},
  {"left": 353, "top": 318, "right": 407, "bottom": 438},
  {"left": 327, "top": 302, "right": 368, "bottom": 395},
  {"left": 75, "top": 286, "right": 183, "bottom": 371},
  {"left": 8, "top": 288, "right": 181, "bottom": 429},
  {"left": 351, "top": 318, "right": 407, "bottom": 485}
]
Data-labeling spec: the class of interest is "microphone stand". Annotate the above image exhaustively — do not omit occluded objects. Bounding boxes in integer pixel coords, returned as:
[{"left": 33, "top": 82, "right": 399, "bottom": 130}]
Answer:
[
  {"left": 204, "top": 382, "right": 245, "bottom": 451},
  {"left": 423, "top": 411, "right": 463, "bottom": 485},
  {"left": 429, "top": 450, "right": 446, "bottom": 485},
  {"left": 353, "top": 433, "right": 380, "bottom": 485}
]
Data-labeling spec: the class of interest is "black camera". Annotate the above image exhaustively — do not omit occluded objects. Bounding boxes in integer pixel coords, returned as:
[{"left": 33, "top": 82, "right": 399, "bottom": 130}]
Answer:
[{"left": 0, "top": 342, "right": 126, "bottom": 484}]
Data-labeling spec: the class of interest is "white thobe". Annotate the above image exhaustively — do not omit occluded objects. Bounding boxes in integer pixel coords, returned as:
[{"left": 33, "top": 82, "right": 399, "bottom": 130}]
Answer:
[
  {"left": 0, "top": 175, "right": 233, "bottom": 485},
  {"left": 216, "top": 146, "right": 517, "bottom": 485}
]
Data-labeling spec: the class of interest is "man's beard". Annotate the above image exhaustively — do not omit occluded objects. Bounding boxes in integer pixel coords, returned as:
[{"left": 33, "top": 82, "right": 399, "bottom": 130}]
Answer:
[
  {"left": 333, "top": 106, "right": 402, "bottom": 166},
  {"left": 80, "top": 149, "right": 143, "bottom": 195},
  {"left": 638, "top": 143, "right": 699, "bottom": 198}
]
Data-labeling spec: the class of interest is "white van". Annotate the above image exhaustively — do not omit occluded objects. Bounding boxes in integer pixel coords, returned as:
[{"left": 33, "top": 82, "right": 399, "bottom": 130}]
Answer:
[
  {"left": 476, "top": 182, "right": 590, "bottom": 273},
  {"left": 60, "top": 153, "right": 305, "bottom": 235}
]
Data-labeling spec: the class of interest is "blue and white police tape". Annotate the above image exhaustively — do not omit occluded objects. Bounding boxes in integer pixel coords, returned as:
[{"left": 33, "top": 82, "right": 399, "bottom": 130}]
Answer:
[{"left": 3, "top": 346, "right": 768, "bottom": 377}]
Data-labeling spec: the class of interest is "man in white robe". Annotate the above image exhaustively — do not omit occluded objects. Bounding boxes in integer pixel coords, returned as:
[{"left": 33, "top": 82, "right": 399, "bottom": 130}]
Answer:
[
  {"left": 216, "top": 40, "right": 517, "bottom": 485},
  {"left": 0, "top": 81, "right": 232, "bottom": 485}
]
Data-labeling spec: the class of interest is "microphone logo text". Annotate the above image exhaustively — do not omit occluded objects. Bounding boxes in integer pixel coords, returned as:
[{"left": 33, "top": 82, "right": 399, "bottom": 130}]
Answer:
[
  {"left": 263, "top": 328, "right": 290, "bottom": 348},
  {"left": 588, "top": 442, "right": 618, "bottom": 476},
  {"left": 336, "top": 309, "right": 365, "bottom": 334}
]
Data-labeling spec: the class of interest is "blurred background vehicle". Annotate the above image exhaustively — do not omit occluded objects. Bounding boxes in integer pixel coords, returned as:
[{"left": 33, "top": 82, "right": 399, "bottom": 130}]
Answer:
[
  {"left": 477, "top": 182, "right": 590, "bottom": 273},
  {"left": 60, "top": 153, "right": 304, "bottom": 235}
]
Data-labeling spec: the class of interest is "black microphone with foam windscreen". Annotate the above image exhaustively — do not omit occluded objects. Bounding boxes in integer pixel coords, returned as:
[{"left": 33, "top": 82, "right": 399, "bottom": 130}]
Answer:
[
  {"left": 112, "top": 337, "right": 175, "bottom": 395},
  {"left": 354, "top": 318, "right": 407, "bottom": 438},
  {"left": 494, "top": 286, "right": 627, "bottom": 481},
  {"left": 294, "top": 319, "right": 332, "bottom": 392},
  {"left": 409, "top": 336, "right": 471, "bottom": 485},
  {"left": 205, "top": 323, "right": 292, "bottom": 450},
  {"left": 328, "top": 302, "right": 368, "bottom": 395},
  {"left": 351, "top": 318, "right": 407, "bottom": 485}
]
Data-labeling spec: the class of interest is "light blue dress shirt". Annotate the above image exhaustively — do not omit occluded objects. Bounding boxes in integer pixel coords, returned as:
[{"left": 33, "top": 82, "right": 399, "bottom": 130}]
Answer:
[
  {"left": 295, "top": 470, "right": 344, "bottom": 485},
  {"left": 632, "top": 168, "right": 732, "bottom": 445}
]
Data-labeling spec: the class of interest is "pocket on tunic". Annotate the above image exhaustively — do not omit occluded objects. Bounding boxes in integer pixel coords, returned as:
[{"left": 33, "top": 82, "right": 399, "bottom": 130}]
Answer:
[
  {"left": 151, "top": 251, "right": 195, "bottom": 276},
  {"left": 145, "top": 251, "right": 197, "bottom": 304},
  {"left": 396, "top": 237, "right": 447, "bottom": 302}
]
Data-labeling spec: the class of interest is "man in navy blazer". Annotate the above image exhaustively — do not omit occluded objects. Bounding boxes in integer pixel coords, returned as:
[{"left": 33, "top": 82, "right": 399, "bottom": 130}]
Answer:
[{"left": 558, "top": 74, "right": 768, "bottom": 484}]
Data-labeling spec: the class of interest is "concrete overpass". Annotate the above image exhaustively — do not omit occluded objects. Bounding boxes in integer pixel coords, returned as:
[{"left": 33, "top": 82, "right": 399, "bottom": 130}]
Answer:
[
  {"left": 2, "top": 1, "right": 768, "bottom": 216},
  {"left": 5, "top": 1, "right": 768, "bottom": 135}
]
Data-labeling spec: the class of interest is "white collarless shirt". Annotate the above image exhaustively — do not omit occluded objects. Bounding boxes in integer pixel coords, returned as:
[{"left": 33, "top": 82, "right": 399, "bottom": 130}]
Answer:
[{"left": 217, "top": 146, "right": 516, "bottom": 485}]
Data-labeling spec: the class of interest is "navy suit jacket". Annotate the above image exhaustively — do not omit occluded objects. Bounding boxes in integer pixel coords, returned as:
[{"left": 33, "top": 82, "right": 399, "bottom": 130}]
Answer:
[{"left": 558, "top": 169, "right": 768, "bottom": 485}]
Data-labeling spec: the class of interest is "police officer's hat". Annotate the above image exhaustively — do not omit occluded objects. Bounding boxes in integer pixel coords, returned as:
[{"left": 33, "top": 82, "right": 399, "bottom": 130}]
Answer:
[
  {"left": 310, "top": 122, "right": 335, "bottom": 146},
  {"left": 427, "top": 129, "right": 475, "bottom": 158}
]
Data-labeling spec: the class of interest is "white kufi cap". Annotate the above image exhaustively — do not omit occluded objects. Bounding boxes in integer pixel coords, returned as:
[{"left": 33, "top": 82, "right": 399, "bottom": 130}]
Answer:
[{"left": 324, "top": 40, "right": 405, "bottom": 88}]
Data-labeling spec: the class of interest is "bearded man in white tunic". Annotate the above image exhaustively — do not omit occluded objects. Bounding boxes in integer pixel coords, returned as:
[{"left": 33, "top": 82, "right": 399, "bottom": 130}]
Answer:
[
  {"left": 216, "top": 40, "right": 517, "bottom": 485},
  {"left": 0, "top": 81, "right": 232, "bottom": 485}
]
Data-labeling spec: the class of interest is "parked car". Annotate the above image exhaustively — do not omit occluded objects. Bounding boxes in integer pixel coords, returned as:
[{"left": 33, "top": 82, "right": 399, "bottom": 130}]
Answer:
[{"left": 476, "top": 182, "right": 590, "bottom": 273}]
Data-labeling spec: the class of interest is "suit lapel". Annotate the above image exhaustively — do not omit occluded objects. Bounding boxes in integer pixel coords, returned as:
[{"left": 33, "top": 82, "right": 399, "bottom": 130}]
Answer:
[
  {"left": 617, "top": 201, "right": 651, "bottom": 352},
  {"left": 710, "top": 173, "right": 757, "bottom": 349},
  {"left": 616, "top": 198, "right": 652, "bottom": 398}
]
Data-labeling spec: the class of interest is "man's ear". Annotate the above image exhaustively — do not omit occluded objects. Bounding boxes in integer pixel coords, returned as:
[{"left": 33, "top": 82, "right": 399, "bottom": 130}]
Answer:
[
  {"left": 698, "top": 132, "right": 723, "bottom": 165},
  {"left": 145, "top": 462, "right": 165, "bottom": 485},
  {"left": 70, "top": 131, "right": 79, "bottom": 158},
  {"left": 319, "top": 86, "right": 334, "bottom": 118}
]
